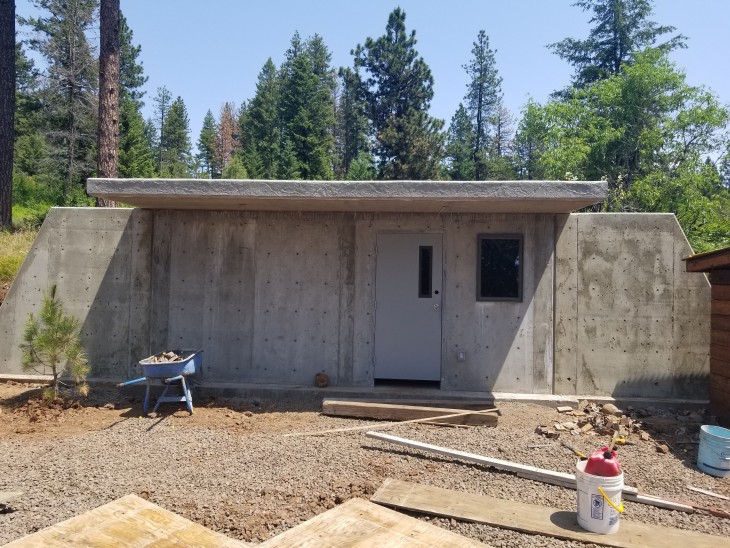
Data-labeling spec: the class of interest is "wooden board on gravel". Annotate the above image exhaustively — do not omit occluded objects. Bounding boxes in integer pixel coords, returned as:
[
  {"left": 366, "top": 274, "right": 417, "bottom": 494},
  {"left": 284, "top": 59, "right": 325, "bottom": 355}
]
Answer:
[
  {"left": 260, "top": 497, "right": 489, "bottom": 547},
  {"left": 322, "top": 400, "right": 498, "bottom": 426},
  {"left": 2, "top": 494, "right": 249, "bottom": 547},
  {"left": 371, "top": 479, "right": 730, "bottom": 548},
  {"left": 0, "top": 492, "right": 22, "bottom": 505}
]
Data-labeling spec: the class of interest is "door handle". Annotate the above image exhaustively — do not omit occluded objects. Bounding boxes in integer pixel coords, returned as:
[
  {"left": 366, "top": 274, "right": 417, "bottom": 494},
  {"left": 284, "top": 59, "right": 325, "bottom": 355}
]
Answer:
[{"left": 433, "top": 303, "right": 440, "bottom": 311}]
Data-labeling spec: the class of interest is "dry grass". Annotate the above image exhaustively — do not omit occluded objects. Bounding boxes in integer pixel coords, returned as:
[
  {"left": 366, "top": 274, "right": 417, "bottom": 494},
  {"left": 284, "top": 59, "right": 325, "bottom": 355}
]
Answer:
[{"left": 0, "top": 229, "right": 37, "bottom": 284}]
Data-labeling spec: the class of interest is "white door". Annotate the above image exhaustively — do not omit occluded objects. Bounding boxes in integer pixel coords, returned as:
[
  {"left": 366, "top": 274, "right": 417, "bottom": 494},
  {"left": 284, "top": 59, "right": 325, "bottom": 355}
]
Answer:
[{"left": 374, "top": 233, "right": 443, "bottom": 381}]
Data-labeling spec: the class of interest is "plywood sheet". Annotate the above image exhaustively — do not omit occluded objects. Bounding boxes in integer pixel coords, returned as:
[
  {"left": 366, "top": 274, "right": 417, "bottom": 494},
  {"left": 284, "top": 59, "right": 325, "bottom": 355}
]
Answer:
[
  {"left": 372, "top": 479, "right": 729, "bottom": 548},
  {"left": 260, "top": 497, "right": 488, "bottom": 548},
  {"left": 3, "top": 494, "right": 249, "bottom": 547}
]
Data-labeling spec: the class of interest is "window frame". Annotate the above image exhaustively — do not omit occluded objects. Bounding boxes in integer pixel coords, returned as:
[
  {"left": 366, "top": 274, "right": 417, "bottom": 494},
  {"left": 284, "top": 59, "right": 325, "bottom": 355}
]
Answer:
[{"left": 476, "top": 233, "right": 523, "bottom": 302}]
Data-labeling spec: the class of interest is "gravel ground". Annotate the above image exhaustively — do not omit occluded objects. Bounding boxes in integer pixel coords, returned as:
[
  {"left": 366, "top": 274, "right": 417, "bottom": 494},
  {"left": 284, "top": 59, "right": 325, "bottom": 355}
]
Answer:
[{"left": 1, "top": 383, "right": 729, "bottom": 547}]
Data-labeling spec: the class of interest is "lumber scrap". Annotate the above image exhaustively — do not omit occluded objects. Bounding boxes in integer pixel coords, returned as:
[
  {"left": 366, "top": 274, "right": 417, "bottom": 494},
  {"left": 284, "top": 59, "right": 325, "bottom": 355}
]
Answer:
[
  {"left": 324, "top": 398, "right": 495, "bottom": 410},
  {"left": 0, "top": 491, "right": 22, "bottom": 505},
  {"left": 686, "top": 485, "right": 730, "bottom": 501},
  {"left": 371, "top": 479, "right": 729, "bottom": 548},
  {"left": 365, "top": 432, "right": 694, "bottom": 514},
  {"left": 322, "top": 400, "right": 498, "bottom": 426},
  {"left": 3, "top": 494, "right": 249, "bottom": 547},
  {"left": 285, "top": 407, "right": 498, "bottom": 437},
  {"left": 259, "top": 497, "right": 488, "bottom": 547}
]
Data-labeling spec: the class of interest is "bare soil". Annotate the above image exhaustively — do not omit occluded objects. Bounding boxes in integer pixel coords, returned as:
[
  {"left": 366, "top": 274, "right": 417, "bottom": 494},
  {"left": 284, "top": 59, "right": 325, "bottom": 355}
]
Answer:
[{"left": 1, "top": 381, "right": 729, "bottom": 546}]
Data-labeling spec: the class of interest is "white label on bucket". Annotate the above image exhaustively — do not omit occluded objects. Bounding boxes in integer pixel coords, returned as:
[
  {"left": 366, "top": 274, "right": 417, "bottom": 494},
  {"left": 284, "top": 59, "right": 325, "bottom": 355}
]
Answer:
[{"left": 591, "top": 494, "right": 604, "bottom": 520}]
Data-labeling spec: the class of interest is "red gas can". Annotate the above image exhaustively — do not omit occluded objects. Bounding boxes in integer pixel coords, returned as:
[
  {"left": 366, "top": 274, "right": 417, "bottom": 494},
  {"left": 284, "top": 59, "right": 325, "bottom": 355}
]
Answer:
[{"left": 584, "top": 446, "right": 622, "bottom": 477}]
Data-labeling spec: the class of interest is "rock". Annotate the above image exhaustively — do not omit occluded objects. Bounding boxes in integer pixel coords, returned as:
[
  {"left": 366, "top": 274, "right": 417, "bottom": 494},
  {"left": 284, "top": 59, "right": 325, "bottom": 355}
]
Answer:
[
  {"left": 243, "top": 411, "right": 254, "bottom": 417},
  {"left": 554, "top": 423, "right": 565, "bottom": 431},
  {"left": 580, "top": 423, "right": 594, "bottom": 433},
  {"left": 556, "top": 406, "right": 573, "bottom": 413},
  {"left": 656, "top": 444, "right": 669, "bottom": 454},
  {"left": 561, "top": 421, "right": 578, "bottom": 430},
  {"left": 314, "top": 372, "right": 329, "bottom": 388},
  {"left": 620, "top": 415, "right": 630, "bottom": 426},
  {"left": 640, "top": 431, "right": 650, "bottom": 441},
  {"left": 601, "top": 403, "right": 621, "bottom": 416}
]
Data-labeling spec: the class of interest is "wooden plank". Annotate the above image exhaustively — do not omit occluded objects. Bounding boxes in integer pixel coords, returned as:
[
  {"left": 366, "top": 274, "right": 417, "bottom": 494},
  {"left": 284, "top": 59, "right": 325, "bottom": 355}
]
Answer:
[
  {"left": 0, "top": 491, "right": 22, "bottom": 505},
  {"left": 3, "top": 494, "right": 249, "bottom": 547},
  {"left": 713, "top": 300, "right": 730, "bottom": 316},
  {"left": 712, "top": 314, "right": 730, "bottom": 333},
  {"left": 711, "top": 343, "right": 730, "bottom": 365},
  {"left": 685, "top": 250, "right": 730, "bottom": 272},
  {"left": 325, "top": 398, "right": 495, "bottom": 410},
  {"left": 322, "top": 400, "right": 498, "bottom": 426},
  {"left": 686, "top": 486, "right": 730, "bottom": 501},
  {"left": 366, "top": 432, "right": 694, "bottom": 513},
  {"left": 711, "top": 270, "right": 730, "bottom": 285},
  {"left": 372, "top": 479, "right": 729, "bottom": 548},
  {"left": 287, "top": 407, "right": 499, "bottom": 437},
  {"left": 710, "top": 358, "right": 730, "bottom": 378},
  {"left": 712, "top": 329, "right": 730, "bottom": 348},
  {"left": 259, "top": 497, "right": 488, "bottom": 548},
  {"left": 713, "top": 285, "right": 730, "bottom": 301}
]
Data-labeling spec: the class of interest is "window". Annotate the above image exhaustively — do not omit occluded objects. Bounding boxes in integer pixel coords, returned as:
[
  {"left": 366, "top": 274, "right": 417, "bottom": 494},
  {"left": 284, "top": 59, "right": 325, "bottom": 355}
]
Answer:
[{"left": 477, "top": 235, "right": 522, "bottom": 301}]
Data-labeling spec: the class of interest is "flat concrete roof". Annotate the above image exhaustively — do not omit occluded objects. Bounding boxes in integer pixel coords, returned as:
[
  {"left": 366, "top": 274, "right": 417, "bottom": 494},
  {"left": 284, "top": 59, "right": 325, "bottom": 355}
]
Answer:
[{"left": 87, "top": 179, "right": 607, "bottom": 213}]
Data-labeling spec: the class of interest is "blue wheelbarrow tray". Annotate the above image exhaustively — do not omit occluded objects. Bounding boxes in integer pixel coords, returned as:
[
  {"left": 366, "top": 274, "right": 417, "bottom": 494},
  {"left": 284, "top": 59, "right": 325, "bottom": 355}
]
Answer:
[{"left": 119, "top": 350, "right": 202, "bottom": 415}]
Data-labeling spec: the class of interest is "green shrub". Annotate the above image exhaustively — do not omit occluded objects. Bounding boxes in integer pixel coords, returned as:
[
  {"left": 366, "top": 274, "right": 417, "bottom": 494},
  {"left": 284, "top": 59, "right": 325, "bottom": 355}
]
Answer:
[{"left": 0, "top": 228, "right": 37, "bottom": 284}]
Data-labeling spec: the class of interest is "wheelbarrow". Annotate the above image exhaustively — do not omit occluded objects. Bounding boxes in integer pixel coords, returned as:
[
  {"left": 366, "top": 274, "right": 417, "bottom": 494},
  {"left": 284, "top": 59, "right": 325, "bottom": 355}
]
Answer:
[{"left": 117, "top": 350, "right": 202, "bottom": 414}]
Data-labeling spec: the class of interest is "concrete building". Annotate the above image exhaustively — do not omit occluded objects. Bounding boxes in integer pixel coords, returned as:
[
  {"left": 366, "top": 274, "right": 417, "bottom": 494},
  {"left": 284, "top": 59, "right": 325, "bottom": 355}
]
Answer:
[{"left": 0, "top": 180, "right": 710, "bottom": 400}]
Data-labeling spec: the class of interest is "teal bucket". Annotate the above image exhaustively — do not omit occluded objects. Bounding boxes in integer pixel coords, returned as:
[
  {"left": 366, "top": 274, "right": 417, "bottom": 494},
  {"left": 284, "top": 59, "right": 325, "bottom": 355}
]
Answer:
[{"left": 697, "top": 425, "right": 730, "bottom": 478}]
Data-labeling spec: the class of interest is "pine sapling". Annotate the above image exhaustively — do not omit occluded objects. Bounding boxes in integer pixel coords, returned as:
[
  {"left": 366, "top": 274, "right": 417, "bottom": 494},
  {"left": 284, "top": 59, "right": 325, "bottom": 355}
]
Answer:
[{"left": 21, "top": 285, "right": 90, "bottom": 399}]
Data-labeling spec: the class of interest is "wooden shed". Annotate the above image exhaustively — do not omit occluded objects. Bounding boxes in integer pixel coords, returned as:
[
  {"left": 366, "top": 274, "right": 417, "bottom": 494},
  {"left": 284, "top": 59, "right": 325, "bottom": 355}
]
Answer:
[{"left": 685, "top": 247, "right": 730, "bottom": 425}]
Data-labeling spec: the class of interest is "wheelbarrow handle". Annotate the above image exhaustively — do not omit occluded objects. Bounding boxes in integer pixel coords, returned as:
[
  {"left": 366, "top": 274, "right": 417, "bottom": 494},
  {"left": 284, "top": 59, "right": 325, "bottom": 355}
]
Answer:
[
  {"left": 164, "top": 375, "right": 184, "bottom": 384},
  {"left": 117, "top": 377, "right": 147, "bottom": 387}
]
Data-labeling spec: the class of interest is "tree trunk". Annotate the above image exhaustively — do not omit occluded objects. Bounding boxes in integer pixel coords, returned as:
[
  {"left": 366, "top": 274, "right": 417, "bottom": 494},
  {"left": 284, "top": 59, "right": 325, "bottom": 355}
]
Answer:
[
  {"left": 0, "top": 0, "right": 15, "bottom": 229},
  {"left": 96, "top": 0, "right": 120, "bottom": 207}
]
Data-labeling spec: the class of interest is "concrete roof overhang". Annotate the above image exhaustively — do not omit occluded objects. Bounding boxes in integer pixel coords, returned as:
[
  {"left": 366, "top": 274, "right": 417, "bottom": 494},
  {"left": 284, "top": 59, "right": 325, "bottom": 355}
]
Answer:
[{"left": 87, "top": 179, "right": 607, "bottom": 214}]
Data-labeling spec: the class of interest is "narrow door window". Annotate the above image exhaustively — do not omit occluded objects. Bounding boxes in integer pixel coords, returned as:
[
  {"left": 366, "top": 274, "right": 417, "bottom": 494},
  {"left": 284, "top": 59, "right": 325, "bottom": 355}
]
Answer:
[{"left": 418, "top": 246, "right": 433, "bottom": 298}]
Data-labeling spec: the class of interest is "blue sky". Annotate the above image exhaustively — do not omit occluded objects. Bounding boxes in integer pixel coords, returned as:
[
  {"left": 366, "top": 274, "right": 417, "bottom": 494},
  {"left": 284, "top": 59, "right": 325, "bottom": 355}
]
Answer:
[{"left": 16, "top": 1, "right": 730, "bottom": 152}]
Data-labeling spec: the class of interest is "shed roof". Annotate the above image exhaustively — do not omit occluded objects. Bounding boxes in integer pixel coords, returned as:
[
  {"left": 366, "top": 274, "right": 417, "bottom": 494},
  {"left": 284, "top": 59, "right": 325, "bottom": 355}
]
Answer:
[
  {"left": 86, "top": 179, "right": 607, "bottom": 214},
  {"left": 684, "top": 246, "right": 730, "bottom": 272}
]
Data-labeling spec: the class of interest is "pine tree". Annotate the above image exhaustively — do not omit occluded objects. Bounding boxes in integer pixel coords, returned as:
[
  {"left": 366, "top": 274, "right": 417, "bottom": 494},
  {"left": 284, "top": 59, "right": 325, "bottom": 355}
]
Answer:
[
  {"left": 464, "top": 30, "right": 502, "bottom": 180},
  {"left": 117, "top": 11, "right": 153, "bottom": 179},
  {"left": 241, "top": 59, "right": 280, "bottom": 179},
  {"left": 278, "top": 33, "right": 335, "bottom": 179},
  {"left": 119, "top": 12, "right": 147, "bottom": 108},
  {"left": 353, "top": 8, "right": 444, "bottom": 179},
  {"left": 197, "top": 109, "right": 217, "bottom": 178},
  {"left": 549, "top": 0, "right": 687, "bottom": 89},
  {"left": 22, "top": 0, "right": 99, "bottom": 202},
  {"left": 445, "top": 104, "right": 476, "bottom": 181},
  {"left": 118, "top": 96, "right": 155, "bottom": 177},
  {"left": 96, "top": 0, "right": 120, "bottom": 207},
  {"left": 212, "top": 102, "right": 238, "bottom": 178},
  {"left": 153, "top": 86, "right": 172, "bottom": 175},
  {"left": 335, "top": 67, "right": 368, "bottom": 178},
  {"left": 160, "top": 97, "right": 192, "bottom": 177},
  {"left": 0, "top": 0, "right": 14, "bottom": 228},
  {"left": 21, "top": 285, "right": 90, "bottom": 399}
]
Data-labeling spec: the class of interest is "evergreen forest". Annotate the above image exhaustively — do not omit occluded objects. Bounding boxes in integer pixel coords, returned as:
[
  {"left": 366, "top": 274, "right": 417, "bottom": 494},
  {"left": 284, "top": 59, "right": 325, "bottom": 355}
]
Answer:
[{"left": 1, "top": 0, "right": 729, "bottom": 254}]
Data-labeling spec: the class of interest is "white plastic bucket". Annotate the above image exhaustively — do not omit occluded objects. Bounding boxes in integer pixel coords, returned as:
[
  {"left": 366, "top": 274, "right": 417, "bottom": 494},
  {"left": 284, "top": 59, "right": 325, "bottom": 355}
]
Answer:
[
  {"left": 575, "top": 460, "right": 624, "bottom": 534},
  {"left": 698, "top": 425, "right": 730, "bottom": 478}
]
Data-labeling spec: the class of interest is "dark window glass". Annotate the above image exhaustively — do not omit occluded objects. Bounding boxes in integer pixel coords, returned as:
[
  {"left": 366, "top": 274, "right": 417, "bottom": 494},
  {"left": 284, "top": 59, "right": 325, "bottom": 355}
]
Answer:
[
  {"left": 478, "top": 236, "right": 522, "bottom": 301},
  {"left": 418, "top": 246, "right": 433, "bottom": 298}
]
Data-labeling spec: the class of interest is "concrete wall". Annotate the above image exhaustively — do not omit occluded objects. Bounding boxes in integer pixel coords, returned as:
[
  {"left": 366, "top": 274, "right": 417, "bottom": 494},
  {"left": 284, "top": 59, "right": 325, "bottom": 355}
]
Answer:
[
  {"left": 0, "top": 208, "right": 710, "bottom": 399},
  {"left": 554, "top": 213, "right": 710, "bottom": 398},
  {"left": 0, "top": 208, "right": 151, "bottom": 379}
]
